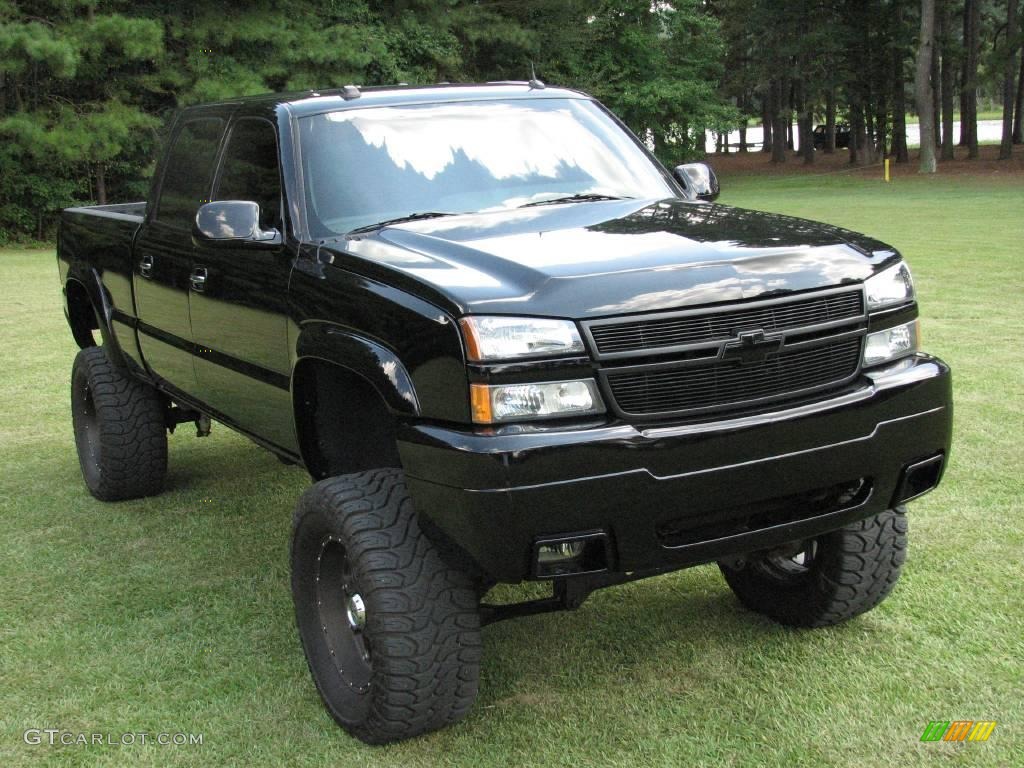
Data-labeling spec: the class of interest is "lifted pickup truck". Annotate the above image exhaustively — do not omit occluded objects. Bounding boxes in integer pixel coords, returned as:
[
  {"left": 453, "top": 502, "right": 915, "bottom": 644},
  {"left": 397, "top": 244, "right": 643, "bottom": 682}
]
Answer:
[{"left": 58, "top": 83, "right": 951, "bottom": 743}]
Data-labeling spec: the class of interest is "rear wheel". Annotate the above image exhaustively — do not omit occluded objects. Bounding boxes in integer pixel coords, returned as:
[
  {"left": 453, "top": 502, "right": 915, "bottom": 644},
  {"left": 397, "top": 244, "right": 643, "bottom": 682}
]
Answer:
[
  {"left": 291, "top": 468, "right": 481, "bottom": 744},
  {"left": 718, "top": 508, "right": 908, "bottom": 627},
  {"left": 71, "top": 346, "right": 168, "bottom": 501}
]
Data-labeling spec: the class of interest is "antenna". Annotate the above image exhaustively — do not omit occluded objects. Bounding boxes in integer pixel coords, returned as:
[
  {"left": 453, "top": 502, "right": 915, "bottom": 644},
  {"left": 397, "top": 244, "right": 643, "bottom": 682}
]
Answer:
[{"left": 528, "top": 61, "right": 545, "bottom": 90}]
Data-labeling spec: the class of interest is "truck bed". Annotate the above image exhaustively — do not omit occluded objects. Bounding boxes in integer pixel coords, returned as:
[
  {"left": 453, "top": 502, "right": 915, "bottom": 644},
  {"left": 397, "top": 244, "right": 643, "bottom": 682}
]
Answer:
[{"left": 57, "top": 202, "right": 147, "bottom": 350}]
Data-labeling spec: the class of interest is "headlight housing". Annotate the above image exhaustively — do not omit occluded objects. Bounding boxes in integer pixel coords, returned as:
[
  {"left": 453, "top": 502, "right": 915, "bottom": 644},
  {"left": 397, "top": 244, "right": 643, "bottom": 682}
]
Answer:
[
  {"left": 459, "top": 316, "right": 585, "bottom": 361},
  {"left": 863, "top": 320, "right": 920, "bottom": 367},
  {"left": 864, "top": 262, "right": 915, "bottom": 311},
  {"left": 470, "top": 379, "right": 604, "bottom": 423}
]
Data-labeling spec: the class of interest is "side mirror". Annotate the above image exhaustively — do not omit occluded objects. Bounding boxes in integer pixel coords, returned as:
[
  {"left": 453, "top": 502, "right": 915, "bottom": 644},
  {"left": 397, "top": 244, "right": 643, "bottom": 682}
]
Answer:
[
  {"left": 194, "top": 201, "right": 281, "bottom": 245},
  {"left": 673, "top": 163, "right": 720, "bottom": 202}
]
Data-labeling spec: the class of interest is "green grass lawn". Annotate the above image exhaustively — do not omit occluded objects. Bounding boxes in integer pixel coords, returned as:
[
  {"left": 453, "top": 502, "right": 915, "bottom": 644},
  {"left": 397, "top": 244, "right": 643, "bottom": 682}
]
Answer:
[{"left": 2, "top": 174, "right": 1022, "bottom": 767}]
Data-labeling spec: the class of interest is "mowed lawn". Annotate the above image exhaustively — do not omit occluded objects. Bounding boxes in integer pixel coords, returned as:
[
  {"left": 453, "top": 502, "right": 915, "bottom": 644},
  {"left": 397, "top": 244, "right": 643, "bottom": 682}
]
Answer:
[{"left": 2, "top": 173, "right": 1021, "bottom": 768}]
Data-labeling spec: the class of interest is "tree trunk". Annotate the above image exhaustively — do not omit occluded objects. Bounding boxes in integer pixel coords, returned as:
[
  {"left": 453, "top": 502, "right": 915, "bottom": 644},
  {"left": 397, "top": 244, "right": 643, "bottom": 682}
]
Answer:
[
  {"left": 785, "top": 80, "right": 794, "bottom": 151},
  {"left": 940, "top": 0, "right": 956, "bottom": 159},
  {"left": 95, "top": 163, "right": 107, "bottom": 205},
  {"left": 794, "top": 76, "right": 814, "bottom": 164},
  {"left": 917, "top": 0, "right": 938, "bottom": 173},
  {"left": 762, "top": 97, "right": 773, "bottom": 152},
  {"left": 865, "top": 107, "right": 876, "bottom": 160},
  {"left": 959, "top": 1, "right": 970, "bottom": 144},
  {"left": 771, "top": 79, "right": 787, "bottom": 163},
  {"left": 893, "top": 16, "right": 910, "bottom": 162},
  {"left": 960, "top": 0, "right": 980, "bottom": 156},
  {"left": 850, "top": 102, "right": 869, "bottom": 164},
  {"left": 873, "top": 73, "right": 888, "bottom": 157},
  {"left": 1014, "top": 53, "right": 1024, "bottom": 143},
  {"left": 999, "top": 0, "right": 1019, "bottom": 159},
  {"left": 876, "top": 103, "right": 889, "bottom": 158},
  {"left": 825, "top": 88, "right": 836, "bottom": 153},
  {"left": 12, "top": 73, "right": 24, "bottom": 111},
  {"left": 799, "top": 112, "right": 814, "bottom": 163},
  {"left": 738, "top": 93, "right": 748, "bottom": 152},
  {"left": 931, "top": 22, "right": 942, "bottom": 149},
  {"left": 849, "top": 103, "right": 858, "bottom": 164}
]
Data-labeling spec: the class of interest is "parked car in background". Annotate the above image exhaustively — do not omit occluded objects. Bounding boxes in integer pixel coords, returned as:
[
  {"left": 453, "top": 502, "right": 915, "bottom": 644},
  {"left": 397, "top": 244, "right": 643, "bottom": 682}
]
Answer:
[{"left": 813, "top": 123, "right": 851, "bottom": 149}]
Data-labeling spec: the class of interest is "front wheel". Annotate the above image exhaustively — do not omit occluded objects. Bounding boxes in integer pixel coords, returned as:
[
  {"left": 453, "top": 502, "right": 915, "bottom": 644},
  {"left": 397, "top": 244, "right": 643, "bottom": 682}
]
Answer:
[
  {"left": 718, "top": 508, "right": 908, "bottom": 627},
  {"left": 291, "top": 469, "right": 481, "bottom": 744}
]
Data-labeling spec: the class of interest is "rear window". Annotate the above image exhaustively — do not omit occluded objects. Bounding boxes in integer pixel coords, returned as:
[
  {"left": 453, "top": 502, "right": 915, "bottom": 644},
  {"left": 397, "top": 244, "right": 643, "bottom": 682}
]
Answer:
[
  {"left": 214, "top": 118, "right": 282, "bottom": 232},
  {"left": 155, "top": 118, "right": 224, "bottom": 227}
]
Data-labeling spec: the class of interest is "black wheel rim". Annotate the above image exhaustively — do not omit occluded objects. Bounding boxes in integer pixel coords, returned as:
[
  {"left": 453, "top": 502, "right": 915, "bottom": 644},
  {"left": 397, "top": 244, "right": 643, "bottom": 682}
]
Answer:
[
  {"left": 755, "top": 539, "right": 819, "bottom": 584},
  {"left": 315, "top": 537, "right": 372, "bottom": 694},
  {"left": 73, "top": 379, "right": 101, "bottom": 480}
]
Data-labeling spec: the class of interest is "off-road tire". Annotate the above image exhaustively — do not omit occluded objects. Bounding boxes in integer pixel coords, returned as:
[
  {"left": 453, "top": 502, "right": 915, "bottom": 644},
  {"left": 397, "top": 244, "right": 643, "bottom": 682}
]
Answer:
[
  {"left": 719, "top": 508, "right": 907, "bottom": 627},
  {"left": 291, "top": 468, "right": 481, "bottom": 744},
  {"left": 70, "top": 346, "right": 168, "bottom": 501}
]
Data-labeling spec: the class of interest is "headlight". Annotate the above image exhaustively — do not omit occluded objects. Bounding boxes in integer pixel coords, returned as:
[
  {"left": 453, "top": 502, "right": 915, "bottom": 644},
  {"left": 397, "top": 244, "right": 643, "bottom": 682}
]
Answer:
[
  {"left": 459, "top": 316, "right": 584, "bottom": 361},
  {"left": 470, "top": 379, "right": 604, "bottom": 423},
  {"left": 864, "top": 262, "right": 915, "bottom": 311},
  {"left": 863, "top": 320, "right": 920, "bottom": 367}
]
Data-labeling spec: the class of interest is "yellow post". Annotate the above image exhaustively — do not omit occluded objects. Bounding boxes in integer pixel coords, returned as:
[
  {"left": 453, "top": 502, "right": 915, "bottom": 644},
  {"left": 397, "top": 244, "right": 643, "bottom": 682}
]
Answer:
[{"left": 884, "top": 158, "right": 891, "bottom": 182}]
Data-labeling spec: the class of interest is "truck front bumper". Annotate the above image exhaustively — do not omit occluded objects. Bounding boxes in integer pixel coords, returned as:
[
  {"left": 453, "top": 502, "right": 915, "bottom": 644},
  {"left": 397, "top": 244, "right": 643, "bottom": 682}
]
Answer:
[{"left": 397, "top": 355, "right": 952, "bottom": 583}]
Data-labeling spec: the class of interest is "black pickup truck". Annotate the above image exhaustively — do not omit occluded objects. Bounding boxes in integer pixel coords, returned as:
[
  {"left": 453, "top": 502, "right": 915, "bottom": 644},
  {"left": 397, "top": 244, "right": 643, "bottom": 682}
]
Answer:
[{"left": 58, "top": 83, "right": 952, "bottom": 743}]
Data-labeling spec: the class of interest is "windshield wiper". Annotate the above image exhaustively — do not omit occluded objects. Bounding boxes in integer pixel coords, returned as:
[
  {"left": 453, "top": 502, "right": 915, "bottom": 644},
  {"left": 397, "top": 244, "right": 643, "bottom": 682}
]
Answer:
[
  {"left": 347, "top": 211, "right": 456, "bottom": 235},
  {"left": 518, "top": 193, "right": 633, "bottom": 208}
]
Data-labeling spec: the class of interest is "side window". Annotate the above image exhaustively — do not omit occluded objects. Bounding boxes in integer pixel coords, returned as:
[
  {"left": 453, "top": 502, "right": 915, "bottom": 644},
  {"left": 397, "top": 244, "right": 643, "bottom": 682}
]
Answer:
[
  {"left": 155, "top": 118, "right": 224, "bottom": 227},
  {"left": 215, "top": 119, "right": 282, "bottom": 231}
]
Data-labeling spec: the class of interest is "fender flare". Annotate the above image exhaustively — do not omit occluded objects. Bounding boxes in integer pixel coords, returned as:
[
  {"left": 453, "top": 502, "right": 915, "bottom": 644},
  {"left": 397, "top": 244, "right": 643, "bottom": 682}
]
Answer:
[
  {"left": 292, "top": 322, "right": 420, "bottom": 416},
  {"left": 64, "top": 269, "right": 128, "bottom": 368}
]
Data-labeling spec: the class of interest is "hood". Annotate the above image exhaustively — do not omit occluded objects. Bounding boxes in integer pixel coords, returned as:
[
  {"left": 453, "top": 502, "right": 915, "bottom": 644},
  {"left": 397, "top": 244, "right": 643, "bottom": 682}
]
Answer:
[{"left": 321, "top": 198, "right": 899, "bottom": 319}]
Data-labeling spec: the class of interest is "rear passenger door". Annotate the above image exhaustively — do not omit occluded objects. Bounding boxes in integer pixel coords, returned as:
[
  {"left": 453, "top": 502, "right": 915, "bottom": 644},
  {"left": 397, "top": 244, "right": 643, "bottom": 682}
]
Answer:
[
  {"left": 134, "top": 117, "right": 224, "bottom": 396},
  {"left": 188, "top": 117, "right": 297, "bottom": 452}
]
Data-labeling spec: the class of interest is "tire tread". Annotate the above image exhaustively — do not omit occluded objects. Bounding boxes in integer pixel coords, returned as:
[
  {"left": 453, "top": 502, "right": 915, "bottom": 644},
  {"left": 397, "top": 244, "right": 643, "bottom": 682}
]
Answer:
[
  {"left": 291, "top": 469, "right": 481, "bottom": 744},
  {"left": 71, "top": 346, "right": 167, "bottom": 501},
  {"left": 720, "top": 508, "right": 907, "bottom": 628}
]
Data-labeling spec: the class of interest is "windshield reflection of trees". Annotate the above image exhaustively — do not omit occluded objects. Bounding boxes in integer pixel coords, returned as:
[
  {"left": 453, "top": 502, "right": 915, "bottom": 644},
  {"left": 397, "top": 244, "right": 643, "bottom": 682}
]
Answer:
[
  {"left": 301, "top": 100, "right": 670, "bottom": 237},
  {"left": 305, "top": 119, "right": 592, "bottom": 236}
]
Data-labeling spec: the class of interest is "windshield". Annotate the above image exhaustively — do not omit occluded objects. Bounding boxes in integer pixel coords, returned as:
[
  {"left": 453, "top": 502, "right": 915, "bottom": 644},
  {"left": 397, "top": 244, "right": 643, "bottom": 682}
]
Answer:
[{"left": 298, "top": 98, "right": 674, "bottom": 237}]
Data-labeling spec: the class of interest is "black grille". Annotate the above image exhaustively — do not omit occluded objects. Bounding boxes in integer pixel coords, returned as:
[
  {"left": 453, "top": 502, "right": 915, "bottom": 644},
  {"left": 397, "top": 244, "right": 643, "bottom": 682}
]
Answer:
[
  {"left": 589, "top": 290, "right": 863, "bottom": 356},
  {"left": 607, "top": 338, "right": 862, "bottom": 416}
]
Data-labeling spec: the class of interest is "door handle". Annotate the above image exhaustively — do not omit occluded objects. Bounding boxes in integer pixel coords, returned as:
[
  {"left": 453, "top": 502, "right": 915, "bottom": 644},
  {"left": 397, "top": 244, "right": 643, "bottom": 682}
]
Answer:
[
  {"left": 190, "top": 266, "right": 208, "bottom": 293},
  {"left": 139, "top": 254, "right": 154, "bottom": 278}
]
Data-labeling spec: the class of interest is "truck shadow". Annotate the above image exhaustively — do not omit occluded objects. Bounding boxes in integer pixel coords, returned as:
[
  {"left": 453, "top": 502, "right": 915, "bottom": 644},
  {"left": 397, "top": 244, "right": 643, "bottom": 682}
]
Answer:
[{"left": 477, "top": 577, "right": 771, "bottom": 705}]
